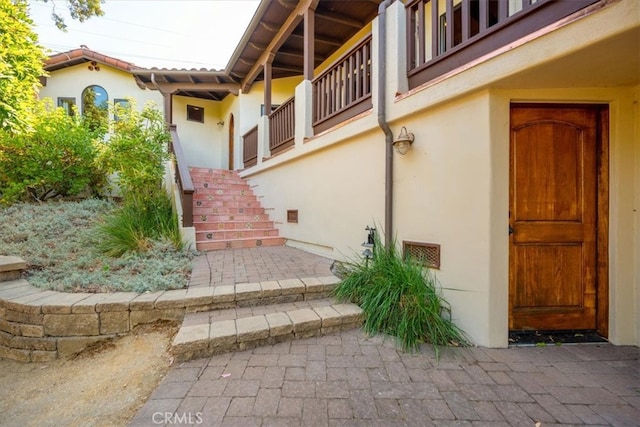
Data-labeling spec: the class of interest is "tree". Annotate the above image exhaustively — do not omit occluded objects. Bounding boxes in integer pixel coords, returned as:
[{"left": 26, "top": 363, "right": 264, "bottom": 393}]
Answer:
[
  {"left": 44, "top": 0, "right": 104, "bottom": 30},
  {"left": 0, "top": 0, "right": 46, "bottom": 132}
]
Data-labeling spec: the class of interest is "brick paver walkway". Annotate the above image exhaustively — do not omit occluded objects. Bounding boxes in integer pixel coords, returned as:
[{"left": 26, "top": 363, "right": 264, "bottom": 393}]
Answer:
[
  {"left": 130, "top": 329, "right": 640, "bottom": 426},
  {"left": 188, "top": 247, "right": 334, "bottom": 288},
  {"left": 129, "top": 246, "right": 640, "bottom": 426}
]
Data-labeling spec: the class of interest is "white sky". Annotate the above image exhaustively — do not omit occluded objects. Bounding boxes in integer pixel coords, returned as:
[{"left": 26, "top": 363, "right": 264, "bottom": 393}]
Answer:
[{"left": 28, "top": 0, "right": 261, "bottom": 70}]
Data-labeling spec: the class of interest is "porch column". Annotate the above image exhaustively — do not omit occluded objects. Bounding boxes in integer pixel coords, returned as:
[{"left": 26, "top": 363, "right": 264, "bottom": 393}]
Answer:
[
  {"left": 261, "top": 56, "right": 274, "bottom": 162},
  {"left": 163, "top": 92, "right": 173, "bottom": 124},
  {"left": 263, "top": 56, "right": 274, "bottom": 116},
  {"left": 295, "top": 4, "right": 316, "bottom": 146},
  {"left": 303, "top": 6, "right": 315, "bottom": 81}
]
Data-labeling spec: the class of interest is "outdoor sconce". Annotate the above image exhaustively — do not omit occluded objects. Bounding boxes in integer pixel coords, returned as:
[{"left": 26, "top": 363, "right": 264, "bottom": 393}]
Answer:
[
  {"left": 361, "top": 225, "right": 376, "bottom": 262},
  {"left": 393, "top": 126, "right": 414, "bottom": 155},
  {"left": 216, "top": 120, "right": 225, "bottom": 126}
]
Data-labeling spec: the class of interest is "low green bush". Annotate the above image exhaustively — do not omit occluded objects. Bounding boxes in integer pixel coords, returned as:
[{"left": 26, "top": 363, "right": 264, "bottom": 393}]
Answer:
[
  {"left": 0, "top": 99, "right": 105, "bottom": 204},
  {"left": 0, "top": 199, "right": 192, "bottom": 293},
  {"left": 98, "top": 190, "right": 183, "bottom": 257},
  {"left": 333, "top": 232, "right": 468, "bottom": 355}
]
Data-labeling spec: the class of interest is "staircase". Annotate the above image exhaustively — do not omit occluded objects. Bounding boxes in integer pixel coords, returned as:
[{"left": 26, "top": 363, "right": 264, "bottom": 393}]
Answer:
[
  {"left": 171, "top": 277, "right": 364, "bottom": 362},
  {"left": 189, "top": 167, "right": 285, "bottom": 251}
]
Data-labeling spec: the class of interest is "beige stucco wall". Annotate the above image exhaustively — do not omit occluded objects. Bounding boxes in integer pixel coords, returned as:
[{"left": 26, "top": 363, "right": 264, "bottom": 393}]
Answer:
[
  {"left": 172, "top": 95, "right": 223, "bottom": 169},
  {"left": 38, "top": 63, "right": 164, "bottom": 118},
  {"left": 239, "top": 0, "right": 639, "bottom": 347}
]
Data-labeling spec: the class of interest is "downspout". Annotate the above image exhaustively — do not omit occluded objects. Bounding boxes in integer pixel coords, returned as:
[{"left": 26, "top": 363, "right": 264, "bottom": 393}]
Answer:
[
  {"left": 377, "top": 0, "right": 394, "bottom": 248},
  {"left": 151, "top": 73, "right": 172, "bottom": 124}
]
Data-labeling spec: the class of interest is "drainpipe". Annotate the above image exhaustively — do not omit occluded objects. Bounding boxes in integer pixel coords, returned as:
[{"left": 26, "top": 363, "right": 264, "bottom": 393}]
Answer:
[{"left": 377, "top": 0, "right": 394, "bottom": 248}]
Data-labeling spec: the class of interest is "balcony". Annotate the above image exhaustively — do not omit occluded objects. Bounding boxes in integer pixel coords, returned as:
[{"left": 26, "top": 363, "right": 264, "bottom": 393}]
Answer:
[
  {"left": 313, "top": 35, "right": 373, "bottom": 134},
  {"left": 269, "top": 96, "right": 295, "bottom": 155},
  {"left": 406, "top": 0, "right": 602, "bottom": 89},
  {"left": 242, "top": 125, "right": 258, "bottom": 168}
]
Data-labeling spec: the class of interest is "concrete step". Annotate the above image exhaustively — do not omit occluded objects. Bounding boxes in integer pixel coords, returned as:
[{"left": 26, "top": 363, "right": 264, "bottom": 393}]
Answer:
[
  {"left": 196, "top": 236, "right": 285, "bottom": 251},
  {"left": 172, "top": 298, "right": 363, "bottom": 362}
]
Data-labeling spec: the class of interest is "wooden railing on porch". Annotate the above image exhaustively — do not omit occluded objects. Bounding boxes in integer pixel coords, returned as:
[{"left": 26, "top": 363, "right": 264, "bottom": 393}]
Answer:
[
  {"left": 313, "top": 34, "right": 373, "bottom": 134},
  {"left": 243, "top": 125, "right": 258, "bottom": 168},
  {"left": 168, "top": 124, "right": 194, "bottom": 227},
  {"left": 406, "top": 0, "right": 601, "bottom": 89},
  {"left": 269, "top": 96, "right": 295, "bottom": 155}
]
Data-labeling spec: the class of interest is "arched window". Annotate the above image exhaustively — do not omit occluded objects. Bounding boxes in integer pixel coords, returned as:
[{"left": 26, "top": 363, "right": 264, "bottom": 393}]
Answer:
[{"left": 82, "top": 85, "right": 108, "bottom": 130}]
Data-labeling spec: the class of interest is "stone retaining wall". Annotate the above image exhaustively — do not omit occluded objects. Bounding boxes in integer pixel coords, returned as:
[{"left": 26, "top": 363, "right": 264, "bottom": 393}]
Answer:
[{"left": 0, "top": 257, "right": 337, "bottom": 362}]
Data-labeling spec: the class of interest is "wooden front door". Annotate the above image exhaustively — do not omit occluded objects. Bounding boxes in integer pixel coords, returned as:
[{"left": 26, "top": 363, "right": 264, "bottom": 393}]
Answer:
[{"left": 509, "top": 104, "right": 606, "bottom": 331}]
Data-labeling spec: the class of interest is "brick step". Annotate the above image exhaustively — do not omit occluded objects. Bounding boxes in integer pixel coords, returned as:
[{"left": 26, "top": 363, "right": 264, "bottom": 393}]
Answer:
[
  {"left": 189, "top": 167, "right": 240, "bottom": 177},
  {"left": 192, "top": 214, "right": 271, "bottom": 223},
  {"left": 193, "top": 200, "right": 262, "bottom": 210},
  {"left": 193, "top": 186, "right": 252, "bottom": 195},
  {"left": 172, "top": 297, "right": 363, "bottom": 362},
  {"left": 193, "top": 193, "right": 258, "bottom": 202},
  {"left": 193, "top": 221, "right": 275, "bottom": 231},
  {"left": 196, "top": 236, "right": 285, "bottom": 251},
  {"left": 193, "top": 206, "right": 265, "bottom": 218},
  {"left": 196, "top": 228, "right": 280, "bottom": 240}
]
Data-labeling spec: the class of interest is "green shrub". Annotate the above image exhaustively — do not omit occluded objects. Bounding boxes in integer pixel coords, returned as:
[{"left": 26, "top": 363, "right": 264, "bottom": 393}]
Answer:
[
  {"left": 333, "top": 232, "right": 468, "bottom": 355},
  {"left": 0, "top": 99, "right": 104, "bottom": 204},
  {"left": 98, "top": 190, "right": 183, "bottom": 257},
  {"left": 99, "top": 101, "right": 169, "bottom": 202}
]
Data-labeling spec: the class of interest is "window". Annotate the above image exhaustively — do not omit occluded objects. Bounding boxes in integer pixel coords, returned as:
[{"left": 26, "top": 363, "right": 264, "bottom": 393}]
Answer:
[
  {"left": 113, "top": 98, "right": 131, "bottom": 122},
  {"left": 57, "top": 97, "right": 76, "bottom": 116},
  {"left": 82, "top": 85, "right": 108, "bottom": 130},
  {"left": 187, "top": 105, "right": 204, "bottom": 123}
]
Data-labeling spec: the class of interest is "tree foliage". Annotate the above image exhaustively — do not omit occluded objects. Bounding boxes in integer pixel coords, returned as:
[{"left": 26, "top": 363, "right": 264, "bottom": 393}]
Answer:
[
  {"left": 0, "top": 0, "right": 46, "bottom": 133},
  {"left": 44, "top": 0, "right": 105, "bottom": 30},
  {"left": 0, "top": 99, "right": 104, "bottom": 204}
]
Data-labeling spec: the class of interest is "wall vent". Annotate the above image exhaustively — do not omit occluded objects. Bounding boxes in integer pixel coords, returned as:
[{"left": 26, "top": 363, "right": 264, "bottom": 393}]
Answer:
[
  {"left": 403, "top": 241, "right": 441, "bottom": 269},
  {"left": 287, "top": 210, "right": 298, "bottom": 223}
]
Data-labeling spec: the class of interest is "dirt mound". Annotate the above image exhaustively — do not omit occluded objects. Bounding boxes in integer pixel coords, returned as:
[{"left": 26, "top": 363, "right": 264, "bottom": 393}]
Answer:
[{"left": 0, "top": 323, "right": 178, "bottom": 427}]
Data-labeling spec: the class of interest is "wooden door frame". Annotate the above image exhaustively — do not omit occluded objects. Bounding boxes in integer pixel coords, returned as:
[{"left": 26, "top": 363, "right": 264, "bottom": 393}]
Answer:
[{"left": 509, "top": 103, "right": 609, "bottom": 337}]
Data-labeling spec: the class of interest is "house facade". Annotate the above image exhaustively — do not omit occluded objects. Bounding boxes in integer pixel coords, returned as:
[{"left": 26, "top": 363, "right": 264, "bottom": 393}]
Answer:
[{"left": 43, "top": 0, "right": 639, "bottom": 349}]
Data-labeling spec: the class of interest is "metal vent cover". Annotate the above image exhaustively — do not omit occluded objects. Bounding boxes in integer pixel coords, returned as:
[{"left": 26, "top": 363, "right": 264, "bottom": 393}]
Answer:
[{"left": 403, "top": 241, "right": 441, "bottom": 269}]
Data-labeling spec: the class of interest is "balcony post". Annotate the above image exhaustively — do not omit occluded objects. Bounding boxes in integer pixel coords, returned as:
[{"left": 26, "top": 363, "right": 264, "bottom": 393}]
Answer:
[
  {"left": 388, "top": 0, "right": 408, "bottom": 101},
  {"left": 304, "top": 6, "right": 315, "bottom": 81},
  {"left": 257, "top": 115, "right": 270, "bottom": 165},
  {"left": 294, "top": 80, "right": 313, "bottom": 147}
]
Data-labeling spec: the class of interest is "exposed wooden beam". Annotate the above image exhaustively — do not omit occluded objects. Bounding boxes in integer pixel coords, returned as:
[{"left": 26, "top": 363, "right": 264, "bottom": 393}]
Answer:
[
  {"left": 288, "top": 31, "right": 342, "bottom": 48},
  {"left": 304, "top": 7, "right": 314, "bottom": 80},
  {"left": 259, "top": 21, "right": 279, "bottom": 33},
  {"left": 249, "top": 42, "right": 268, "bottom": 51},
  {"left": 272, "top": 65, "right": 303, "bottom": 74},
  {"left": 241, "top": 0, "right": 320, "bottom": 93},
  {"left": 315, "top": 10, "right": 363, "bottom": 29},
  {"left": 277, "top": 49, "right": 324, "bottom": 62}
]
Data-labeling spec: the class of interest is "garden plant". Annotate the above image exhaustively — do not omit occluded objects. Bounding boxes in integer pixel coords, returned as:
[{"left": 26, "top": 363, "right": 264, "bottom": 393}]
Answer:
[{"left": 333, "top": 231, "right": 468, "bottom": 356}]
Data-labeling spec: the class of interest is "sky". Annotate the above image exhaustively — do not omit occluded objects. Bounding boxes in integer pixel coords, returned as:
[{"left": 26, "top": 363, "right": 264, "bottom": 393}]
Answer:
[{"left": 28, "top": 0, "right": 261, "bottom": 70}]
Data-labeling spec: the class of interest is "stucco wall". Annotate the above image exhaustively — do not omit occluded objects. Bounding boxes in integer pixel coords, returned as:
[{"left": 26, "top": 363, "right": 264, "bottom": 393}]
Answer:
[
  {"left": 172, "top": 95, "right": 223, "bottom": 169},
  {"left": 38, "top": 63, "right": 164, "bottom": 117}
]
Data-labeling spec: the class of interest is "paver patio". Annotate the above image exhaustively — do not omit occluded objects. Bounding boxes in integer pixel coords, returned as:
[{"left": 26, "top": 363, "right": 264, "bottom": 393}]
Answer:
[{"left": 130, "top": 247, "right": 640, "bottom": 426}]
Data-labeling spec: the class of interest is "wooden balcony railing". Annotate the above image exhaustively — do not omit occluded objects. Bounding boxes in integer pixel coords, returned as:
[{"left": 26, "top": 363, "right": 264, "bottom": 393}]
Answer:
[
  {"left": 269, "top": 96, "right": 295, "bottom": 155},
  {"left": 168, "top": 124, "right": 194, "bottom": 227},
  {"left": 407, "top": 0, "right": 601, "bottom": 89},
  {"left": 243, "top": 125, "right": 258, "bottom": 168},
  {"left": 313, "top": 34, "right": 373, "bottom": 134}
]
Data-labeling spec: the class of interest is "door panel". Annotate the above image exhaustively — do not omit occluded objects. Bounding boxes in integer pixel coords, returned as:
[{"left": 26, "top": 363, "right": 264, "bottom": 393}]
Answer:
[{"left": 509, "top": 106, "right": 597, "bottom": 331}]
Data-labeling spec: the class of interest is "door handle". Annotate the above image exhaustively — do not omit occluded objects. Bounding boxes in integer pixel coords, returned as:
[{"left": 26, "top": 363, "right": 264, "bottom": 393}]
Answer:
[{"left": 509, "top": 225, "right": 514, "bottom": 235}]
